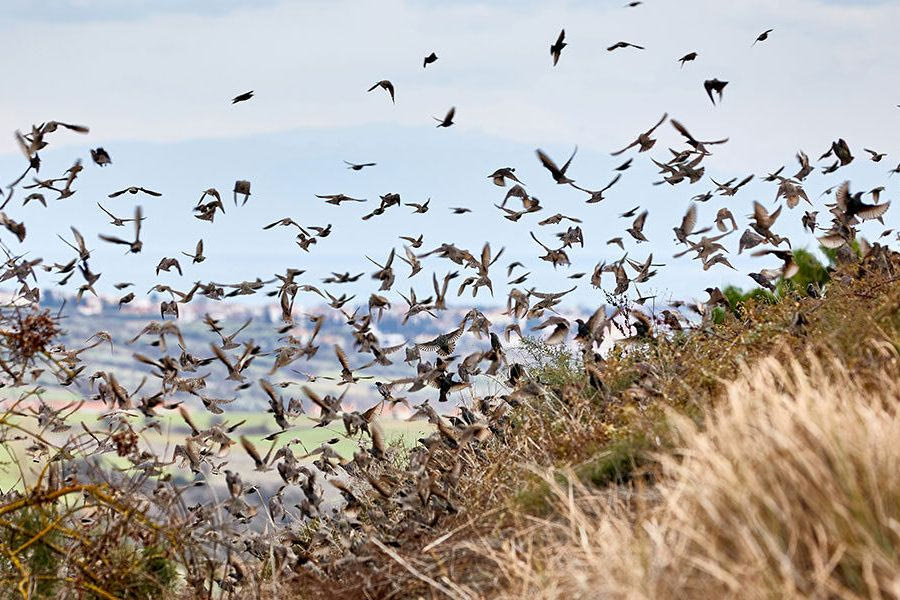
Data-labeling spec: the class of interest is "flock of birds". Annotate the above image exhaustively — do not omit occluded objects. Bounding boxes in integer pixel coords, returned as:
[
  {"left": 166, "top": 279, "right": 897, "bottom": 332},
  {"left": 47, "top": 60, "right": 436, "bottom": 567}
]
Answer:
[{"left": 0, "top": 11, "right": 898, "bottom": 590}]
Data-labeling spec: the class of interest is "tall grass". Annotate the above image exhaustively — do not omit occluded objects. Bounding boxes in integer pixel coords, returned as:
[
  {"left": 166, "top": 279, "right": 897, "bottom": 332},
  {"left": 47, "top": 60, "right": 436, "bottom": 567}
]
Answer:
[{"left": 487, "top": 353, "right": 900, "bottom": 599}]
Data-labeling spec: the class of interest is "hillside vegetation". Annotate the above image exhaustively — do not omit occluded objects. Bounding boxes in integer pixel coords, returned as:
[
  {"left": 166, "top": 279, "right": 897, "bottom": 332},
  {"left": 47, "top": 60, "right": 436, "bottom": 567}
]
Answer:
[{"left": 0, "top": 249, "right": 897, "bottom": 600}]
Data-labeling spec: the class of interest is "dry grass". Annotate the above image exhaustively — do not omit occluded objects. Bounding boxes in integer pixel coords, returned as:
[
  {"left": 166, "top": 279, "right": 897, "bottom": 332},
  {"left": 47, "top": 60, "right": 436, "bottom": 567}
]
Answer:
[
  {"left": 485, "top": 352, "right": 900, "bottom": 599},
  {"left": 313, "top": 253, "right": 900, "bottom": 599},
  {"left": 1, "top": 254, "right": 896, "bottom": 599}
]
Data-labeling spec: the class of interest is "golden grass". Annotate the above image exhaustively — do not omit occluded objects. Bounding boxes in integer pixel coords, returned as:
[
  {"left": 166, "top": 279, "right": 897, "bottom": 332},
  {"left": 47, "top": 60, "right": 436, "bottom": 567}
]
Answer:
[
  {"left": 485, "top": 353, "right": 900, "bottom": 599},
  {"left": 313, "top": 256, "right": 900, "bottom": 599}
]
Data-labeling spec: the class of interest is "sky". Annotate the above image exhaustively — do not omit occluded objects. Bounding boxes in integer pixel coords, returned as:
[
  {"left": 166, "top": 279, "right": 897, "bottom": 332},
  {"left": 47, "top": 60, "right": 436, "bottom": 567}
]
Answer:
[{"left": 0, "top": 0, "right": 898, "bottom": 307}]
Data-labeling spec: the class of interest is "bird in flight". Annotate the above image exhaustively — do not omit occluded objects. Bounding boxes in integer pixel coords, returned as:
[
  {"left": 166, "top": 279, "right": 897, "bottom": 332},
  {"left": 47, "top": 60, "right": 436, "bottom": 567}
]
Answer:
[
  {"left": 367, "top": 80, "right": 395, "bottom": 103},
  {"left": 607, "top": 41, "right": 644, "bottom": 51},
  {"left": 344, "top": 161, "right": 376, "bottom": 171},
  {"left": 232, "top": 90, "right": 254, "bottom": 104},
  {"left": 98, "top": 206, "right": 143, "bottom": 253},
  {"left": 678, "top": 52, "right": 697, "bottom": 68},
  {"left": 536, "top": 146, "right": 578, "bottom": 184},
  {"left": 704, "top": 79, "right": 729, "bottom": 105},
  {"left": 550, "top": 29, "right": 567, "bottom": 66},
  {"left": 108, "top": 186, "right": 161, "bottom": 198},
  {"left": 753, "top": 29, "right": 774, "bottom": 46},
  {"left": 434, "top": 107, "right": 456, "bottom": 128},
  {"left": 423, "top": 52, "right": 438, "bottom": 68}
]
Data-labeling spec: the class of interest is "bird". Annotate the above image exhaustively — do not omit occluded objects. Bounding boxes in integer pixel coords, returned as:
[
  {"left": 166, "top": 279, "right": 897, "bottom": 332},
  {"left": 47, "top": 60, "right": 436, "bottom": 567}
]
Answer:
[
  {"left": 367, "top": 80, "right": 395, "bottom": 103},
  {"left": 434, "top": 106, "right": 456, "bottom": 128},
  {"left": 233, "top": 180, "right": 252, "bottom": 206},
  {"left": 181, "top": 239, "right": 205, "bottom": 264},
  {"left": 864, "top": 149, "right": 886, "bottom": 162},
  {"left": 678, "top": 52, "right": 698, "bottom": 67},
  {"left": 834, "top": 181, "right": 891, "bottom": 222},
  {"left": 415, "top": 323, "right": 467, "bottom": 357},
  {"left": 752, "top": 29, "right": 774, "bottom": 46},
  {"left": 571, "top": 174, "right": 621, "bottom": 203},
  {"left": 626, "top": 210, "right": 649, "bottom": 242},
  {"left": 405, "top": 198, "right": 430, "bottom": 213},
  {"left": 607, "top": 41, "right": 644, "bottom": 51},
  {"left": 232, "top": 90, "right": 254, "bottom": 104},
  {"left": 108, "top": 186, "right": 161, "bottom": 198},
  {"left": 98, "top": 206, "right": 143, "bottom": 253},
  {"left": 317, "top": 194, "right": 366, "bottom": 205},
  {"left": 97, "top": 203, "right": 142, "bottom": 227},
  {"left": 536, "top": 146, "right": 578, "bottom": 184},
  {"left": 344, "top": 161, "right": 376, "bottom": 170},
  {"left": 610, "top": 113, "right": 668, "bottom": 156},
  {"left": 703, "top": 79, "right": 728, "bottom": 105},
  {"left": 423, "top": 52, "right": 438, "bottom": 68},
  {"left": 550, "top": 29, "right": 567, "bottom": 66},
  {"left": 752, "top": 248, "right": 798, "bottom": 279},
  {"left": 90, "top": 147, "right": 112, "bottom": 166}
]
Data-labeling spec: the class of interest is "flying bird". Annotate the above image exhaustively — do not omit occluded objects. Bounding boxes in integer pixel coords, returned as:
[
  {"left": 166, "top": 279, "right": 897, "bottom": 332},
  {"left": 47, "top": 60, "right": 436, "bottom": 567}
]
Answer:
[
  {"left": 232, "top": 91, "right": 254, "bottom": 104},
  {"left": 344, "top": 161, "right": 376, "bottom": 170},
  {"left": 678, "top": 52, "right": 698, "bottom": 67},
  {"left": 550, "top": 29, "right": 567, "bottom": 66},
  {"left": 423, "top": 52, "right": 438, "bottom": 68},
  {"left": 703, "top": 79, "right": 728, "bottom": 105},
  {"left": 434, "top": 106, "right": 456, "bottom": 128},
  {"left": 752, "top": 29, "right": 774, "bottom": 46},
  {"left": 607, "top": 41, "right": 645, "bottom": 51},
  {"left": 108, "top": 186, "right": 161, "bottom": 198},
  {"left": 367, "top": 80, "right": 395, "bottom": 103},
  {"left": 536, "top": 146, "right": 578, "bottom": 184}
]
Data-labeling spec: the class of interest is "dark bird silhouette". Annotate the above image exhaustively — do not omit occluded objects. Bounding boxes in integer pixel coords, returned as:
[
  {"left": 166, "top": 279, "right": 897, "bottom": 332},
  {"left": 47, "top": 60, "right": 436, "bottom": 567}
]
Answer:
[
  {"left": 536, "top": 146, "right": 578, "bottom": 184},
  {"left": 678, "top": 52, "right": 697, "bottom": 67},
  {"left": 232, "top": 91, "right": 254, "bottom": 104},
  {"left": 607, "top": 41, "right": 644, "bottom": 51},
  {"left": 90, "top": 147, "right": 111, "bottom": 167},
  {"left": 752, "top": 29, "right": 774, "bottom": 46},
  {"left": 834, "top": 181, "right": 891, "bottom": 222},
  {"left": 340, "top": 161, "right": 376, "bottom": 173},
  {"left": 423, "top": 52, "right": 438, "bottom": 68},
  {"left": 434, "top": 106, "right": 456, "bottom": 128},
  {"left": 704, "top": 79, "right": 728, "bottom": 105},
  {"left": 550, "top": 29, "right": 567, "bottom": 66},
  {"left": 108, "top": 186, "right": 161, "bottom": 198},
  {"left": 367, "top": 80, "right": 395, "bottom": 103}
]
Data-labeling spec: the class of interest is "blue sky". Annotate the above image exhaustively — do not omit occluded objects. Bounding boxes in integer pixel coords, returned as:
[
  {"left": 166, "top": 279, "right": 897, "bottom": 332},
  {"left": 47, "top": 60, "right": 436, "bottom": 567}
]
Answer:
[{"left": 0, "top": 0, "right": 897, "bottom": 305}]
